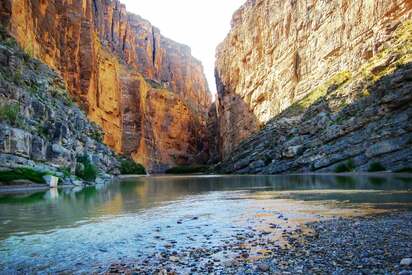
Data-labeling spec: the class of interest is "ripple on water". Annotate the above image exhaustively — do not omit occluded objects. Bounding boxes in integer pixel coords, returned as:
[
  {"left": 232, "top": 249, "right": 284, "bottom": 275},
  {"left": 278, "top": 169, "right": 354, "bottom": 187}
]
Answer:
[{"left": 0, "top": 175, "right": 411, "bottom": 273}]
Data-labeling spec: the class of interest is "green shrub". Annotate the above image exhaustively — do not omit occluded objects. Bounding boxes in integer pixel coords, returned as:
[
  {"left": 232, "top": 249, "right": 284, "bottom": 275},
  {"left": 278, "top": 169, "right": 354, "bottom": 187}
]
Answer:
[
  {"left": 165, "top": 165, "right": 209, "bottom": 174},
  {"left": 89, "top": 129, "right": 104, "bottom": 143},
  {"left": 396, "top": 167, "right": 412, "bottom": 173},
  {"left": 35, "top": 124, "right": 49, "bottom": 138},
  {"left": 335, "top": 164, "right": 349, "bottom": 173},
  {"left": 88, "top": 122, "right": 104, "bottom": 142},
  {"left": 120, "top": 159, "right": 146, "bottom": 175},
  {"left": 29, "top": 85, "right": 39, "bottom": 94},
  {"left": 263, "top": 155, "right": 272, "bottom": 165},
  {"left": 3, "top": 37, "right": 17, "bottom": 48},
  {"left": 12, "top": 69, "right": 23, "bottom": 85},
  {"left": 27, "top": 81, "right": 41, "bottom": 94},
  {"left": 368, "top": 162, "right": 386, "bottom": 172},
  {"left": 59, "top": 167, "right": 72, "bottom": 178},
  {"left": 75, "top": 155, "right": 98, "bottom": 181},
  {"left": 0, "top": 25, "right": 17, "bottom": 48},
  {"left": 22, "top": 52, "right": 31, "bottom": 63},
  {"left": 335, "top": 159, "right": 356, "bottom": 173},
  {"left": 0, "top": 168, "right": 47, "bottom": 184},
  {"left": 0, "top": 103, "right": 23, "bottom": 127}
]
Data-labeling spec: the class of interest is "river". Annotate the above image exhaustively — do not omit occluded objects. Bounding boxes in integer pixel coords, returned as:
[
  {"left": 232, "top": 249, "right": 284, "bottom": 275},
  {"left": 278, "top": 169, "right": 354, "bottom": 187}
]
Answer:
[{"left": 0, "top": 174, "right": 411, "bottom": 273}]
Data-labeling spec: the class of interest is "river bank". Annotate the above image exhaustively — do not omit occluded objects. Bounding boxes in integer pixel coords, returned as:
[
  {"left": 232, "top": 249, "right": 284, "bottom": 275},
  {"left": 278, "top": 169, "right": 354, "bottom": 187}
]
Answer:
[
  {"left": 2, "top": 172, "right": 411, "bottom": 194},
  {"left": 106, "top": 212, "right": 412, "bottom": 274},
  {"left": 1, "top": 175, "right": 411, "bottom": 274}
]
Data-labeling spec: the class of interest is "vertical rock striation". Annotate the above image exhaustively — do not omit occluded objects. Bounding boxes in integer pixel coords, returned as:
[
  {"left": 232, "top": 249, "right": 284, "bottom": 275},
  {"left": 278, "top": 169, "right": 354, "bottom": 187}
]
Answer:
[
  {"left": 214, "top": 0, "right": 412, "bottom": 174},
  {"left": 216, "top": 0, "right": 412, "bottom": 159},
  {"left": 0, "top": 27, "right": 120, "bottom": 182},
  {"left": 1, "top": 0, "right": 211, "bottom": 172}
]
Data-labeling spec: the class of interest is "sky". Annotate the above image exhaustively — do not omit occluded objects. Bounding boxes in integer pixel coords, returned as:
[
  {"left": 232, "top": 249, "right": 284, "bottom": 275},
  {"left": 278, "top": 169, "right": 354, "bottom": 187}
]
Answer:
[{"left": 121, "top": 0, "right": 245, "bottom": 97}]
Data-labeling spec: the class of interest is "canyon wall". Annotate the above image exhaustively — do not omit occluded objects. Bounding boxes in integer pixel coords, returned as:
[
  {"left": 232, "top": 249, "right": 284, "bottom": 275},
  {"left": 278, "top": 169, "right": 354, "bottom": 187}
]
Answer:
[
  {"left": 1, "top": 0, "right": 211, "bottom": 172},
  {"left": 216, "top": 0, "right": 412, "bottom": 158},
  {"left": 215, "top": 0, "right": 412, "bottom": 174},
  {"left": 0, "top": 27, "right": 120, "bottom": 183}
]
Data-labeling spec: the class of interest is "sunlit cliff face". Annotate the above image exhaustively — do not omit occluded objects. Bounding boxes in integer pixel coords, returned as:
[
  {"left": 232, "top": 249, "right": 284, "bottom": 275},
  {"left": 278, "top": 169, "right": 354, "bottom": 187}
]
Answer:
[
  {"left": 215, "top": 0, "right": 412, "bottom": 158},
  {"left": 2, "top": 0, "right": 212, "bottom": 172}
]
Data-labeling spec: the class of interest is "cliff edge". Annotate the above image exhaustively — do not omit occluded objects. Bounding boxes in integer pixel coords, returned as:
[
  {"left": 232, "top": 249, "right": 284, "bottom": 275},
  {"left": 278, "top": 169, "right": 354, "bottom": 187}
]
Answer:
[
  {"left": 1, "top": 0, "right": 212, "bottom": 172},
  {"left": 215, "top": 0, "right": 412, "bottom": 173}
]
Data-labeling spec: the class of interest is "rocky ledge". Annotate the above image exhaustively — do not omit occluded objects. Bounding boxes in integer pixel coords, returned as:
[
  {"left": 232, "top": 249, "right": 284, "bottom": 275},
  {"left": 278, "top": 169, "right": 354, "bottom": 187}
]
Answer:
[
  {"left": 215, "top": 20, "right": 412, "bottom": 174},
  {"left": 0, "top": 27, "right": 120, "bottom": 186},
  {"left": 215, "top": 0, "right": 412, "bottom": 159},
  {"left": 1, "top": 0, "right": 213, "bottom": 172}
]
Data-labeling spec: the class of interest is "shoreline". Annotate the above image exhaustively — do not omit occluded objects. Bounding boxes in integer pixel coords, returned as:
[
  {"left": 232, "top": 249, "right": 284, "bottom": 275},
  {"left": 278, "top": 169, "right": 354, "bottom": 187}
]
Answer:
[
  {"left": 106, "top": 211, "right": 412, "bottom": 274},
  {"left": 1, "top": 172, "right": 412, "bottom": 194},
  {"left": 0, "top": 183, "right": 76, "bottom": 194},
  {"left": 122, "top": 172, "right": 412, "bottom": 178}
]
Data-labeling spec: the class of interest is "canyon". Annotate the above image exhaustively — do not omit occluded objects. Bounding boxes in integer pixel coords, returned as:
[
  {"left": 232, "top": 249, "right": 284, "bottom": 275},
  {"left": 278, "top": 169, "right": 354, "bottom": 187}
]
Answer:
[
  {"left": 0, "top": 25, "right": 120, "bottom": 183},
  {"left": 215, "top": 0, "right": 412, "bottom": 173},
  {"left": 0, "top": 0, "right": 212, "bottom": 173},
  {"left": 0, "top": 0, "right": 412, "bottom": 176},
  {"left": 1, "top": 1, "right": 412, "bottom": 273}
]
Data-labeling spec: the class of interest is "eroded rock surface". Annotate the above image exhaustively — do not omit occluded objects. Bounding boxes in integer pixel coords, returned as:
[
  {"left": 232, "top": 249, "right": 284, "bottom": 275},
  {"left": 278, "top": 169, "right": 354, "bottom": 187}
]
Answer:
[
  {"left": 215, "top": 2, "right": 412, "bottom": 173},
  {"left": 0, "top": 29, "right": 119, "bottom": 181},
  {"left": 1, "top": 0, "right": 211, "bottom": 172},
  {"left": 216, "top": 0, "right": 412, "bottom": 158}
]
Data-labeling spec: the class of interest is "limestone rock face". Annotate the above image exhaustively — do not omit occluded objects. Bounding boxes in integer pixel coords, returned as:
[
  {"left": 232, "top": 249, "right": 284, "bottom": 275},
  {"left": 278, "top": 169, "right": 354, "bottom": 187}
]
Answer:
[
  {"left": 0, "top": 30, "right": 120, "bottom": 178},
  {"left": 214, "top": 17, "right": 412, "bottom": 174},
  {"left": 216, "top": 0, "right": 412, "bottom": 158},
  {"left": 2, "top": 0, "right": 211, "bottom": 172}
]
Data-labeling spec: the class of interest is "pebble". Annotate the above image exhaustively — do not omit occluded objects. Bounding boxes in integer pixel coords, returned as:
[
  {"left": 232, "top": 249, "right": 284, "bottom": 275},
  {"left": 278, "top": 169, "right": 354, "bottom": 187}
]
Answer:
[
  {"left": 401, "top": 258, "right": 412, "bottom": 267},
  {"left": 164, "top": 243, "right": 173, "bottom": 249},
  {"left": 104, "top": 213, "right": 412, "bottom": 275},
  {"left": 258, "top": 263, "right": 270, "bottom": 272},
  {"left": 169, "top": 256, "right": 179, "bottom": 262}
]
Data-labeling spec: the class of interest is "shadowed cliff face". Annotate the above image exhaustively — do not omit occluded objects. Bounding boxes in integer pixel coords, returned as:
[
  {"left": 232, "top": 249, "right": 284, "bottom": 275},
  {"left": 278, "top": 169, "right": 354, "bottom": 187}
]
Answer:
[
  {"left": 1, "top": 0, "right": 212, "bottom": 172},
  {"left": 215, "top": 15, "right": 412, "bottom": 174},
  {"left": 216, "top": 0, "right": 412, "bottom": 158}
]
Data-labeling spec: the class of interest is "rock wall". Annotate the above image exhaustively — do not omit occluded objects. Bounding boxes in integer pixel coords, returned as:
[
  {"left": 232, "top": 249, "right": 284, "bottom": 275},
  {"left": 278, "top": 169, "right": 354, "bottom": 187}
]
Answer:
[
  {"left": 0, "top": 28, "right": 119, "bottom": 183},
  {"left": 216, "top": 0, "right": 412, "bottom": 158},
  {"left": 1, "top": 0, "right": 211, "bottom": 172},
  {"left": 215, "top": 18, "right": 412, "bottom": 174}
]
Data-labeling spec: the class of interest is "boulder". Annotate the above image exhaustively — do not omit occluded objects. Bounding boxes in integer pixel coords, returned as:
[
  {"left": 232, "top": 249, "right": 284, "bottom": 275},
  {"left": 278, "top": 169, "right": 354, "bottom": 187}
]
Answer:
[
  {"left": 365, "top": 139, "right": 405, "bottom": 158},
  {"left": 400, "top": 258, "right": 412, "bottom": 267},
  {"left": 0, "top": 127, "right": 32, "bottom": 158},
  {"left": 283, "top": 145, "right": 304, "bottom": 158},
  {"left": 43, "top": 175, "right": 59, "bottom": 188}
]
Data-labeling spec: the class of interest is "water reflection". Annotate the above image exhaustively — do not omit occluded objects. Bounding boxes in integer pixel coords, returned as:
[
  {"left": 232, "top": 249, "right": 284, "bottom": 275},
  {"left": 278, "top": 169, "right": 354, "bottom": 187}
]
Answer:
[
  {"left": 0, "top": 175, "right": 411, "bottom": 239},
  {"left": 0, "top": 175, "right": 411, "bottom": 273}
]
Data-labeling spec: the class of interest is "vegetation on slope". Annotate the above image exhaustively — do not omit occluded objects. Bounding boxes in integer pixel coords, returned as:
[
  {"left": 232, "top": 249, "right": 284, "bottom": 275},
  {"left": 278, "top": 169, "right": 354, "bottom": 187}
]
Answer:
[
  {"left": 75, "top": 156, "right": 98, "bottom": 182},
  {"left": 0, "top": 102, "right": 23, "bottom": 127},
  {"left": 0, "top": 168, "right": 48, "bottom": 184},
  {"left": 290, "top": 71, "right": 352, "bottom": 115},
  {"left": 368, "top": 162, "right": 386, "bottom": 172},
  {"left": 334, "top": 159, "right": 356, "bottom": 173},
  {"left": 165, "top": 165, "right": 209, "bottom": 174},
  {"left": 120, "top": 159, "right": 146, "bottom": 175}
]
